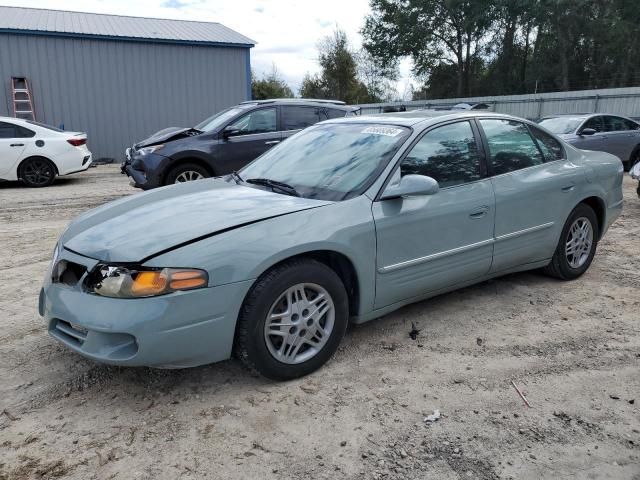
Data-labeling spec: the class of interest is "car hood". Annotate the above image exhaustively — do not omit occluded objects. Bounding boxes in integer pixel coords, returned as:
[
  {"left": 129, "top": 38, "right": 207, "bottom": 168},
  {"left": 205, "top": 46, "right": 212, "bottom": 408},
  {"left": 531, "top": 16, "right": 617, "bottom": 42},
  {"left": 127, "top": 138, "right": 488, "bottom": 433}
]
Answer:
[
  {"left": 61, "top": 179, "right": 332, "bottom": 263},
  {"left": 135, "top": 127, "right": 200, "bottom": 148}
]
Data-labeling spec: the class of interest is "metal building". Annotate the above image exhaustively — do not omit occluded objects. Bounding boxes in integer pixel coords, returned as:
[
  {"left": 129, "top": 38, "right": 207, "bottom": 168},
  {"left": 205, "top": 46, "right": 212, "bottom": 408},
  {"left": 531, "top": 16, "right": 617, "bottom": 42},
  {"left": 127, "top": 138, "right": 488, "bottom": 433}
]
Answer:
[{"left": 0, "top": 6, "right": 254, "bottom": 161}]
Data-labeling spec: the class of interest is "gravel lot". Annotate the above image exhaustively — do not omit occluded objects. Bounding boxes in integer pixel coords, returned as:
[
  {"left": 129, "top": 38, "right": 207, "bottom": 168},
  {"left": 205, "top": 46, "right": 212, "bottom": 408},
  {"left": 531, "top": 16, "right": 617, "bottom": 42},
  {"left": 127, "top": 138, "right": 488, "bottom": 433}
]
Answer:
[{"left": 1, "top": 165, "right": 638, "bottom": 480}]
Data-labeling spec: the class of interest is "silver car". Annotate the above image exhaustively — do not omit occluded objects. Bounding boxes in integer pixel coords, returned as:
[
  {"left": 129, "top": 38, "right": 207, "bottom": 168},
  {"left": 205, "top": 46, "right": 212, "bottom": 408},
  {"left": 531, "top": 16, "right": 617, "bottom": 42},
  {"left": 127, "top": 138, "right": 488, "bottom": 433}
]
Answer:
[
  {"left": 539, "top": 113, "right": 640, "bottom": 170},
  {"left": 41, "top": 112, "right": 623, "bottom": 380}
]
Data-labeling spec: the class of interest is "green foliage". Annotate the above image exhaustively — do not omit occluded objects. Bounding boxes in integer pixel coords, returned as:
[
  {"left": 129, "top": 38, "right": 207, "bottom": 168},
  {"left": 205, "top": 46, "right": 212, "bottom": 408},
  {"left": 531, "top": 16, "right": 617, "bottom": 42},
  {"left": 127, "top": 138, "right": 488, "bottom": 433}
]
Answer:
[
  {"left": 363, "top": 0, "right": 640, "bottom": 99},
  {"left": 300, "top": 28, "right": 397, "bottom": 103},
  {"left": 251, "top": 65, "right": 294, "bottom": 100}
]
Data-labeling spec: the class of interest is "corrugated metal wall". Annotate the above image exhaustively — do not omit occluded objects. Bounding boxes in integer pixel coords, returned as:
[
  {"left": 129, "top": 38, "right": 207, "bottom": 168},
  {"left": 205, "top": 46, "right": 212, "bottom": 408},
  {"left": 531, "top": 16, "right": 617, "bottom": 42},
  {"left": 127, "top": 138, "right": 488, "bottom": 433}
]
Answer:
[
  {"left": 0, "top": 33, "right": 250, "bottom": 161},
  {"left": 357, "top": 87, "right": 640, "bottom": 119}
]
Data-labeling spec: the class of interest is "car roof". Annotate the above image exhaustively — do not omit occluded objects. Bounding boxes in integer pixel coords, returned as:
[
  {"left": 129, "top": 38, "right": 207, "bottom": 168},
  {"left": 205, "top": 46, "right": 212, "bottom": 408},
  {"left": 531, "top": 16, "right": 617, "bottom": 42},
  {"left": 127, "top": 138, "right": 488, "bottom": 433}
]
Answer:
[
  {"left": 0, "top": 116, "right": 30, "bottom": 125},
  {"left": 323, "top": 110, "right": 520, "bottom": 128},
  {"left": 240, "top": 98, "right": 357, "bottom": 111}
]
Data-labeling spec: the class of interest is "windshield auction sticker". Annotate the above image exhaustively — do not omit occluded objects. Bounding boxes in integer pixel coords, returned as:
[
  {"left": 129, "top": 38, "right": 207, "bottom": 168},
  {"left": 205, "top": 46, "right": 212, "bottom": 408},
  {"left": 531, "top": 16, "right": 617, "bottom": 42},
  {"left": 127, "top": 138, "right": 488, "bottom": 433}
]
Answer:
[{"left": 361, "top": 126, "right": 404, "bottom": 137}]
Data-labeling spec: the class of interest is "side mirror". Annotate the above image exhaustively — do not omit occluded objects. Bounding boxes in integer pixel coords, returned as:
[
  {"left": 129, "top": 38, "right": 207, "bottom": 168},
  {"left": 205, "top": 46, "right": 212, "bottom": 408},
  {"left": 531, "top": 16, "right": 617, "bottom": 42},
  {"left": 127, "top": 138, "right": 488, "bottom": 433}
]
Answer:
[
  {"left": 223, "top": 126, "right": 240, "bottom": 139},
  {"left": 380, "top": 174, "right": 439, "bottom": 200},
  {"left": 579, "top": 128, "right": 597, "bottom": 136}
]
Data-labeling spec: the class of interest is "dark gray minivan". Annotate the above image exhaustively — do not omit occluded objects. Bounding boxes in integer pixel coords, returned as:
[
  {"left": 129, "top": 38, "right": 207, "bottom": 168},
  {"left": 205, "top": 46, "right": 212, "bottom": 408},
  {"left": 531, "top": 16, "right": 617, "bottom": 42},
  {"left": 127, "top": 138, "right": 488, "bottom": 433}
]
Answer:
[{"left": 122, "top": 99, "right": 358, "bottom": 189}]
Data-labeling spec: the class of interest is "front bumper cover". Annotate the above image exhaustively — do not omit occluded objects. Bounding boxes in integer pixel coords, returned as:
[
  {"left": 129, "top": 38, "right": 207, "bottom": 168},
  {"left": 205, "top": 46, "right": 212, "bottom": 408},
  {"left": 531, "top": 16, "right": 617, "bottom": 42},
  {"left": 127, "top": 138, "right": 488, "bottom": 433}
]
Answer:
[{"left": 40, "top": 247, "right": 254, "bottom": 368}]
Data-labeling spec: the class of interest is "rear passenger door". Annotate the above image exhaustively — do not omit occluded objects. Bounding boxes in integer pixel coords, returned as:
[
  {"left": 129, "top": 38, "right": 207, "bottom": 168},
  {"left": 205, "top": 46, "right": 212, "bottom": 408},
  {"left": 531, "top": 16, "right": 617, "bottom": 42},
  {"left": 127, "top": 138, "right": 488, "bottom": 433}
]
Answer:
[
  {"left": 280, "top": 106, "right": 323, "bottom": 141},
  {"left": 478, "top": 119, "right": 584, "bottom": 272},
  {"left": 0, "top": 121, "right": 28, "bottom": 177}
]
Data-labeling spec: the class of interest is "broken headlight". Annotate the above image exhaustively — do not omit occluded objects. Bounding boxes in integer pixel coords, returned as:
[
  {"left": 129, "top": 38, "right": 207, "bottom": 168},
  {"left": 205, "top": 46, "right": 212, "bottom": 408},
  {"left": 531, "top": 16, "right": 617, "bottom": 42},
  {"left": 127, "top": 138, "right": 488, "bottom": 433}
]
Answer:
[{"left": 87, "top": 265, "right": 208, "bottom": 298}]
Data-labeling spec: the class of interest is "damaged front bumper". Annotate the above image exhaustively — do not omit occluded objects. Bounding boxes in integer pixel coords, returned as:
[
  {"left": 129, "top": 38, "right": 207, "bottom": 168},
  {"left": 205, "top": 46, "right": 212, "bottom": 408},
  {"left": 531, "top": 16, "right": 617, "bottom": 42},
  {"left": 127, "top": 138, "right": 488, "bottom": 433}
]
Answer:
[
  {"left": 121, "top": 148, "right": 166, "bottom": 190},
  {"left": 40, "top": 247, "right": 253, "bottom": 368}
]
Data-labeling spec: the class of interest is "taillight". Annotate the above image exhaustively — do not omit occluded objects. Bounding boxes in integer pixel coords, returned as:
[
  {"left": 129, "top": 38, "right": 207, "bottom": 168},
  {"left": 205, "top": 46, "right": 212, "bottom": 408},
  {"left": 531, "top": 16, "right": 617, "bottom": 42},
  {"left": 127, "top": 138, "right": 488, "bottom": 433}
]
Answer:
[{"left": 67, "top": 138, "right": 86, "bottom": 146}]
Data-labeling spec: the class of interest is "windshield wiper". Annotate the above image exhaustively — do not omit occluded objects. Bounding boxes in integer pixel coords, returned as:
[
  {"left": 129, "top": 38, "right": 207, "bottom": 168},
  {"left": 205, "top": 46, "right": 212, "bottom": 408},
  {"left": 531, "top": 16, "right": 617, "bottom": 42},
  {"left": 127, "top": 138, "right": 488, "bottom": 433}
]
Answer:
[
  {"left": 245, "top": 178, "right": 300, "bottom": 197},
  {"left": 230, "top": 170, "right": 244, "bottom": 184}
]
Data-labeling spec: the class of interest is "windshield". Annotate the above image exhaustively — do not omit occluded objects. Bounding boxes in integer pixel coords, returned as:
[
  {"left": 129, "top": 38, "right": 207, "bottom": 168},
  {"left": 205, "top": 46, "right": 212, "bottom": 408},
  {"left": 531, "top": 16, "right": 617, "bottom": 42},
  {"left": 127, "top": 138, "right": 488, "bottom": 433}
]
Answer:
[
  {"left": 194, "top": 107, "right": 248, "bottom": 132},
  {"left": 240, "top": 123, "right": 411, "bottom": 201},
  {"left": 538, "top": 117, "right": 584, "bottom": 134}
]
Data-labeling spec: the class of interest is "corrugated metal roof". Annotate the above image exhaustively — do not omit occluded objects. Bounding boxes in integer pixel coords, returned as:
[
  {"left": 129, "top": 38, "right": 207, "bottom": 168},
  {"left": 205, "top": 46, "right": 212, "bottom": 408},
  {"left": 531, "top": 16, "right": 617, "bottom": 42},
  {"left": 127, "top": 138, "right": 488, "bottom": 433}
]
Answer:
[{"left": 0, "top": 6, "right": 255, "bottom": 47}]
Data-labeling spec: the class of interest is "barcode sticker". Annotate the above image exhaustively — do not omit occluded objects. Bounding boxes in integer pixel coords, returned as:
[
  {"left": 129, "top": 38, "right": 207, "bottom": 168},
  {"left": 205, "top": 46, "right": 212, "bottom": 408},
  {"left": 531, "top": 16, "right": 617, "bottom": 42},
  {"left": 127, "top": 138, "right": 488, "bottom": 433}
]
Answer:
[{"left": 361, "top": 126, "right": 404, "bottom": 137}]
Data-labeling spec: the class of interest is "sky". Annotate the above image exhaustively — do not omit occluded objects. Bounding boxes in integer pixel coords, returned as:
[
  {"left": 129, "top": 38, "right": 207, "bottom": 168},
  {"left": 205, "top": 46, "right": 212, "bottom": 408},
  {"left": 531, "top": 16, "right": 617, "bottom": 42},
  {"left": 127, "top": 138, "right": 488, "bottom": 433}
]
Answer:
[{"left": 0, "top": 0, "right": 414, "bottom": 96}]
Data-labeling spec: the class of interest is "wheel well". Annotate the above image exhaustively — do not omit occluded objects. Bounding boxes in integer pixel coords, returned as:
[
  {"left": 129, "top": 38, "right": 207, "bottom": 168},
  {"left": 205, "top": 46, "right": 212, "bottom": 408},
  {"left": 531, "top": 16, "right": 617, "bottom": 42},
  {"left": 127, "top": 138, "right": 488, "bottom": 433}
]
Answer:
[
  {"left": 580, "top": 196, "right": 605, "bottom": 240},
  {"left": 262, "top": 251, "right": 360, "bottom": 317},
  {"left": 163, "top": 158, "right": 216, "bottom": 184},
  {"left": 17, "top": 155, "right": 58, "bottom": 178}
]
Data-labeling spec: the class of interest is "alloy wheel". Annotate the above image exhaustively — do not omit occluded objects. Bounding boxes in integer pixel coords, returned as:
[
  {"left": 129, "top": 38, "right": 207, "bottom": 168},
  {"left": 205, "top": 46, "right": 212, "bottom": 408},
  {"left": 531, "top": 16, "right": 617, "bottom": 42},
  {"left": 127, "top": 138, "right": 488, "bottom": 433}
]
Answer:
[
  {"left": 23, "top": 159, "right": 54, "bottom": 186},
  {"left": 174, "top": 171, "right": 204, "bottom": 183},
  {"left": 565, "top": 217, "right": 593, "bottom": 268},
  {"left": 263, "top": 283, "right": 335, "bottom": 364}
]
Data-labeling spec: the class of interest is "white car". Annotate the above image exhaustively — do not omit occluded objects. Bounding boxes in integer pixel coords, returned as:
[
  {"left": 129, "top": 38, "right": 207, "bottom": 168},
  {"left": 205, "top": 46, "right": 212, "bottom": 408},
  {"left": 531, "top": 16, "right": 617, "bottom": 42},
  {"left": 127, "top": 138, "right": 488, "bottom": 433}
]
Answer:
[{"left": 0, "top": 117, "right": 92, "bottom": 187}]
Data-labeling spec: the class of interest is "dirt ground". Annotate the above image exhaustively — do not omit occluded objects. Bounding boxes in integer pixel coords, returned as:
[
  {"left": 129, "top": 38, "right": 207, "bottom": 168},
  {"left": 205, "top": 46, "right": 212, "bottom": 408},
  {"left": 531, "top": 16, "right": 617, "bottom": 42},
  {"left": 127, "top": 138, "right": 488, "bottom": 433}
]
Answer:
[{"left": 0, "top": 165, "right": 638, "bottom": 480}]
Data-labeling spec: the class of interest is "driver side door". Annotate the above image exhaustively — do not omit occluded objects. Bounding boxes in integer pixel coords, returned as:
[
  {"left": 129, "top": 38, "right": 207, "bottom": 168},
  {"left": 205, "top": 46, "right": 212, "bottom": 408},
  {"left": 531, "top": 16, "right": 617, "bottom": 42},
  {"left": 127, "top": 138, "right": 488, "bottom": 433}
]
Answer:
[
  {"left": 216, "top": 107, "right": 281, "bottom": 173},
  {"left": 373, "top": 120, "right": 495, "bottom": 309}
]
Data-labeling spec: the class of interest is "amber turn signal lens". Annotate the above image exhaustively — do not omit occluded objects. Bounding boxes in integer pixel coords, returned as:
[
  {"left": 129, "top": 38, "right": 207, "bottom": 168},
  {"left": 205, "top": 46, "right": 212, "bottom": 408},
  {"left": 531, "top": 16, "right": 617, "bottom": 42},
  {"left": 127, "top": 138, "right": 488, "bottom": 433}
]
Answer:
[
  {"left": 131, "top": 270, "right": 168, "bottom": 296},
  {"left": 169, "top": 270, "right": 207, "bottom": 290}
]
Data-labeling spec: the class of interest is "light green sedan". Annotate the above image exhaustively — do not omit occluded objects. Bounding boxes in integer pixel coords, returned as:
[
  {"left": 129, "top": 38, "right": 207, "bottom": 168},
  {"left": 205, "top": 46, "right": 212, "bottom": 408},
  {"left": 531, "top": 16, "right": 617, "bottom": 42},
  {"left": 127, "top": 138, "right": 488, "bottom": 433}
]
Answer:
[{"left": 40, "top": 111, "right": 623, "bottom": 379}]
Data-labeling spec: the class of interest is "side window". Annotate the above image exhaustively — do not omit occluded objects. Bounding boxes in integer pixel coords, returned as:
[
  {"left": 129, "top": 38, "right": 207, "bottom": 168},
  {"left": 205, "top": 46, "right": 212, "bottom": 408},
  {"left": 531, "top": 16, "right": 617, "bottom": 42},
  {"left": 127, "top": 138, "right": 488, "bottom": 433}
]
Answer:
[
  {"left": 228, "top": 108, "right": 276, "bottom": 135},
  {"left": 400, "top": 121, "right": 482, "bottom": 188},
  {"left": 325, "top": 108, "right": 347, "bottom": 119},
  {"left": 281, "top": 106, "right": 321, "bottom": 131},
  {"left": 16, "top": 125, "right": 35, "bottom": 138},
  {"left": 0, "top": 122, "right": 17, "bottom": 139},
  {"left": 528, "top": 125, "right": 565, "bottom": 161},
  {"left": 479, "top": 119, "right": 544, "bottom": 175},
  {"left": 582, "top": 116, "right": 604, "bottom": 132},
  {"left": 604, "top": 115, "right": 635, "bottom": 132},
  {"left": 622, "top": 118, "right": 640, "bottom": 130}
]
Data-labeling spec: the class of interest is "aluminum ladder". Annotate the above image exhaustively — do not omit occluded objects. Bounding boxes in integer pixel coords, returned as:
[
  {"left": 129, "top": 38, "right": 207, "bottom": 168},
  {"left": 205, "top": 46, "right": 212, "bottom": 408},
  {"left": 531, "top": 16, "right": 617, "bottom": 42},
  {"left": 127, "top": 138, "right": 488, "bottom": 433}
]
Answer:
[{"left": 11, "top": 77, "right": 36, "bottom": 120}]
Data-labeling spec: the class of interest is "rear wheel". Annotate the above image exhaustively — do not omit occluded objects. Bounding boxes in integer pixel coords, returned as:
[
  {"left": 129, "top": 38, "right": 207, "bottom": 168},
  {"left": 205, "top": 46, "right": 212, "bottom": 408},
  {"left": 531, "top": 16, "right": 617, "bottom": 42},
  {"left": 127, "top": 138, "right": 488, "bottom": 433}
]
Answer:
[
  {"left": 19, "top": 157, "right": 56, "bottom": 187},
  {"left": 234, "top": 259, "right": 349, "bottom": 380},
  {"left": 165, "top": 163, "right": 210, "bottom": 185},
  {"left": 544, "top": 203, "right": 599, "bottom": 280}
]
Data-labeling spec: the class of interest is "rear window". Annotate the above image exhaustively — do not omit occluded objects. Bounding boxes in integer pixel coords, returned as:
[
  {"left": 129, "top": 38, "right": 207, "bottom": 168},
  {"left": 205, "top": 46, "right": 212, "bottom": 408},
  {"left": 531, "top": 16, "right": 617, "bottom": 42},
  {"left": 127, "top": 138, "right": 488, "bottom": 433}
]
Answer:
[{"left": 25, "top": 120, "right": 64, "bottom": 132}]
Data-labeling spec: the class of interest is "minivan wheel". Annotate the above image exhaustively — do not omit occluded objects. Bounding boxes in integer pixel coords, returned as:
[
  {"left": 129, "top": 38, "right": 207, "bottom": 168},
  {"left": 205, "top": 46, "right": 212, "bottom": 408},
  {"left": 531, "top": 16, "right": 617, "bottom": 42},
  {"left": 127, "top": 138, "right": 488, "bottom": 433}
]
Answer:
[
  {"left": 544, "top": 203, "right": 599, "bottom": 280},
  {"left": 165, "top": 163, "right": 210, "bottom": 185},
  {"left": 235, "top": 258, "right": 349, "bottom": 380}
]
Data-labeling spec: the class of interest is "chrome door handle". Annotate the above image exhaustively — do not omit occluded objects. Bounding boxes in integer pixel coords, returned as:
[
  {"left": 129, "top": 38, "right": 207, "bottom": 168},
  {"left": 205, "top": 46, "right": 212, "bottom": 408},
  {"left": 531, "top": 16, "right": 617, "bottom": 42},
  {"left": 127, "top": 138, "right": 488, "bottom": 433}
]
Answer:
[
  {"left": 10, "top": 143, "right": 24, "bottom": 147},
  {"left": 265, "top": 140, "right": 280, "bottom": 145},
  {"left": 562, "top": 184, "right": 575, "bottom": 192},
  {"left": 469, "top": 206, "right": 489, "bottom": 218}
]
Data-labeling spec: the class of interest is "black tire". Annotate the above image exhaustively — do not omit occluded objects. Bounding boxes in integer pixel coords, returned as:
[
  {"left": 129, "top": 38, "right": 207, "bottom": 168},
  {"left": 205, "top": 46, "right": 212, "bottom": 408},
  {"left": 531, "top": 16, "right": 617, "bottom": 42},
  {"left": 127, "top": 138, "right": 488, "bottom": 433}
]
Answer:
[
  {"left": 544, "top": 203, "right": 599, "bottom": 280},
  {"left": 234, "top": 258, "right": 349, "bottom": 380},
  {"left": 164, "top": 163, "right": 210, "bottom": 185},
  {"left": 19, "top": 157, "right": 56, "bottom": 187}
]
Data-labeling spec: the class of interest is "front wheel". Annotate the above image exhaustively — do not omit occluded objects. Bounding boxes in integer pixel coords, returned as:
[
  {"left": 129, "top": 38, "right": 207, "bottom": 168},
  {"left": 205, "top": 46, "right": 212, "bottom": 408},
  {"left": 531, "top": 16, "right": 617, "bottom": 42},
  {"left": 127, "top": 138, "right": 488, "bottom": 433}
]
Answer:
[
  {"left": 234, "top": 259, "right": 349, "bottom": 380},
  {"left": 165, "top": 163, "right": 210, "bottom": 185},
  {"left": 544, "top": 203, "right": 599, "bottom": 280}
]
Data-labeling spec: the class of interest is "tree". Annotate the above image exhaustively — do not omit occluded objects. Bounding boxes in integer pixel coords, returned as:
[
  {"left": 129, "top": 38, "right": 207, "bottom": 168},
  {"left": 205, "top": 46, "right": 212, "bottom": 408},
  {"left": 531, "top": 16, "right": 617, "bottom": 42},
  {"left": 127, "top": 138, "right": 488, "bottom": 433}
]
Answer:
[
  {"left": 299, "top": 28, "right": 395, "bottom": 103},
  {"left": 363, "top": 0, "right": 497, "bottom": 97},
  {"left": 364, "top": 0, "right": 640, "bottom": 98},
  {"left": 251, "top": 64, "right": 294, "bottom": 100}
]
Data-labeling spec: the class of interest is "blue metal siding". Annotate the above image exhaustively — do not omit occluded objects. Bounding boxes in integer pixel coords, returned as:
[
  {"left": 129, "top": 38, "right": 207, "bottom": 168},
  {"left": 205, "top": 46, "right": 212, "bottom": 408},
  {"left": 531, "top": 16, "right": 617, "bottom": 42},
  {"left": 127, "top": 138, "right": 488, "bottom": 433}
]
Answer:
[{"left": 0, "top": 33, "right": 251, "bottom": 161}]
